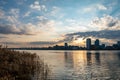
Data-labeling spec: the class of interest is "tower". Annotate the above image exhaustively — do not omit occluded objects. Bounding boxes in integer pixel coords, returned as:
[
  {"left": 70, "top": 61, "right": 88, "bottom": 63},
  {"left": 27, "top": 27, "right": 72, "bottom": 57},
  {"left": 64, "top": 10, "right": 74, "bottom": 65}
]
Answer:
[
  {"left": 86, "top": 38, "right": 91, "bottom": 50},
  {"left": 95, "top": 39, "right": 99, "bottom": 47},
  {"left": 64, "top": 43, "right": 68, "bottom": 47}
]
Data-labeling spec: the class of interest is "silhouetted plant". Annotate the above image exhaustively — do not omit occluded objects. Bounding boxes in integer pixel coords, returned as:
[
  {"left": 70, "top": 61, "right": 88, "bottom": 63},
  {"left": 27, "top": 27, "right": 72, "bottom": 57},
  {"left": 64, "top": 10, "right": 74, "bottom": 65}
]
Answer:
[{"left": 0, "top": 46, "right": 51, "bottom": 80}]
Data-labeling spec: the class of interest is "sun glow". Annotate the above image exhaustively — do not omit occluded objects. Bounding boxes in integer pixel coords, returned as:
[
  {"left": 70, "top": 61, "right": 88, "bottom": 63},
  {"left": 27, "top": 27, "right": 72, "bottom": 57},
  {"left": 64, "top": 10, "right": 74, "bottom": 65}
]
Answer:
[
  {"left": 73, "top": 38, "right": 85, "bottom": 46},
  {"left": 74, "top": 38, "right": 83, "bottom": 43}
]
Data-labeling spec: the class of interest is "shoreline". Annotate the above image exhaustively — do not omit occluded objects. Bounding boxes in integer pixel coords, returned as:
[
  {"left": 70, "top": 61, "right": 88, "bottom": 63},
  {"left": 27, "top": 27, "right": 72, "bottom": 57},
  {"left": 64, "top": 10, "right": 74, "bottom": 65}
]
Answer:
[{"left": 11, "top": 49, "right": 120, "bottom": 51}]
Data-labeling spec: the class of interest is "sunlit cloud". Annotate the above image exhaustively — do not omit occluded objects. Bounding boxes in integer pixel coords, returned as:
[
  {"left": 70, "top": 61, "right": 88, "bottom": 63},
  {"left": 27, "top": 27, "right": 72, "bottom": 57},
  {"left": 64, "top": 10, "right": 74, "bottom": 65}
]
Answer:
[
  {"left": 83, "top": 4, "right": 107, "bottom": 13},
  {"left": 23, "top": 11, "right": 31, "bottom": 17},
  {"left": 9, "top": 8, "right": 19, "bottom": 18},
  {"left": 36, "top": 16, "right": 48, "bottom": 21},
  {"left": 30, "top": 1, "right": 47, "bottom": 11},
  {"left": 91, "top": 15, "right": 120, "bottom": 30}
]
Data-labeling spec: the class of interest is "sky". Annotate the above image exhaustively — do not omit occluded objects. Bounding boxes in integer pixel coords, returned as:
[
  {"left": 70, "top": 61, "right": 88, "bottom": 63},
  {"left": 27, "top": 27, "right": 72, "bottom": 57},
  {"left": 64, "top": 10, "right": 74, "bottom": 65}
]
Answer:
[{"left": 0, "top": 0, "right": 120, "bottom": 47}]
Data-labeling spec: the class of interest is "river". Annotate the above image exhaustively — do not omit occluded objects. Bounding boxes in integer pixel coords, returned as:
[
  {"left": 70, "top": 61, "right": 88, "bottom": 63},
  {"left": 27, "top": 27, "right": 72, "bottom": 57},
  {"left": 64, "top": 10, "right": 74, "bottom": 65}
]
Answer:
[{"left": 19, "top": 50, "right": 120, "bottom": 80}]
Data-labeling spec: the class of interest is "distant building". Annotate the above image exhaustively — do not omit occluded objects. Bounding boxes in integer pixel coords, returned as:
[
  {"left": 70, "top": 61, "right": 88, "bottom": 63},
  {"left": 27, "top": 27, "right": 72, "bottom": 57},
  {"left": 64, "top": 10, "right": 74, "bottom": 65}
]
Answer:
[
  {"left": 113, "top": 44, "right": 118, "bottom": 49},
  {"left": 95, "top": 39, "right": 99, "bottom": 47},
  {"left": 64, "top": 43, "right": 68, "bottom": 47},
  {"left": 117, "top": 41, "right": 120, "bottom": 46},
  {"left": 101, "top": 44, "right": 105, "bottom": 49},
  {"left": 86, "top": 38, "right": 91, "bottom": 50}
]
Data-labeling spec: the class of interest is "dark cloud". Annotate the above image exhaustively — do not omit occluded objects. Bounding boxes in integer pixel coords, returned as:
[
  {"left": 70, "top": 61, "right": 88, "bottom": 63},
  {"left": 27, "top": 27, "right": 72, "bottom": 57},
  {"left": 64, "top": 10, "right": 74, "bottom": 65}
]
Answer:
[
  {"left": 0, "top": 24, "right": 37, "bottom": 35},
  {"left": 29, "top": 41, "right": 57, "bottom": 45},
  {"left": 0, "top": 42, "right": 22, "bottom": 45},
  {"left": 29, "top": 37, "right": 75, "bottom": 45},
  {"left": 108, "top": 21, "right": 117, "bottom": 27},
  {"left": 0, "top": 36, "right": 8, "bottom": 38},
  {"left": 66, "top": 30, "right": 120, "bottom": 41},
  {"left": 0, "top": 24, "right": 19, "bottom": 34},
  {"left": 1, "top": 41, "right": 57, "bottom": 46},
  {"left": 30, "top": 30, "right": 120, "bottom": 45},
  {"left": 92, "top": 15, "right": 120, "bottom": 29},
  {"left": 57, "top": 36, "right": 75, "bottom": 43}
]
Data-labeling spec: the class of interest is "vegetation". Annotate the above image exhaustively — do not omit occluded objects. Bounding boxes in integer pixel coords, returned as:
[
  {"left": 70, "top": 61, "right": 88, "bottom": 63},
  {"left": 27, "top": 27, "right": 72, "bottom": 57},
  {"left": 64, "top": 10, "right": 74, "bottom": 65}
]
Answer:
[{"left": 0, "top": 46, "right": 51, "bottom": 80}]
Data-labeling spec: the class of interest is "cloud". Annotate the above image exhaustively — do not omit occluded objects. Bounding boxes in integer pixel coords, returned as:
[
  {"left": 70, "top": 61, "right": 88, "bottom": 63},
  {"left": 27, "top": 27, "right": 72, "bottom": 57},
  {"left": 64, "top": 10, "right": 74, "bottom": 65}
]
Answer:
[
  {"left": 0, "top": 8, "right": 20, "bottom": 24},
  {"left": 29, "top": 36, "right": 75, "bottom": 45},
  {"left": 0, "top": 8, "right": 42, "bottom": 35},
  {"left": 23, "top": 11, "right": 31, "bottom": 17},
  {"left": 1, "top": 41, "right": 57, "bottom": 47},
  {"left": 91, "top": 15, "right": 120, "bottom": 30},
  {"left": 0, "top": 24, "right": 20, "bottom": 34},
  {"left": 50, "top": 6, "right": 60, "bottom": 15},
  {"left": 7, "top": 16, "right": 18, "bottom": 24},
  {"left": 0, "top": 9, "right": 5, "bottom": 19},
  {"left": 96, "top": 4, "right": 107, "bottom": 10},
  {"left": 64, "top": 19, "right": 89, "bottom": 32},
  {"left": 30, "top": 1, "right": 41, "bottom": 10},
  {"left": 29, "top": 41, "right": 56, "bottom": 45},
  {"left": 1, "top": 42, "right": 22, "bottom": 45},
  {"left": 65, "top": 30, "right": 120, "bottom": 42},
  {"left": 0, "top": 8, "right": 57, "bottom": 35},
  {"left": 36, "top": 16, "right": 47, "bottom": 21},
  {"left": 9, "top": 8, "right": 19, "bottom": 18},
  {"left": 83, "top": 4, "right": 107, "bottom": 12},
  {"left": 0, "top": 36, "right": 8, "bottom": 39},
  {"left": 30, "top": 1, "right": 47, "bottom": 11},
  {"left": 49, "top": 6, "right": 64, "bottom": 18},
  {"left": 0, "top": 23, "right": 40, "bottom": 35},
  {"left": 37, "top": 19, "right": 56, "bottom": 31}
]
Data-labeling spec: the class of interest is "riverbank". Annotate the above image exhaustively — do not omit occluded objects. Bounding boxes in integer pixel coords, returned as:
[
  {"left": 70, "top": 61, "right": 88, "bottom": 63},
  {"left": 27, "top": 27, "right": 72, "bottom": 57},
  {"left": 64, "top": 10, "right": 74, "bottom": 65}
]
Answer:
[{"left": 0, "top": 46, "right": 50, "bottom": 80}]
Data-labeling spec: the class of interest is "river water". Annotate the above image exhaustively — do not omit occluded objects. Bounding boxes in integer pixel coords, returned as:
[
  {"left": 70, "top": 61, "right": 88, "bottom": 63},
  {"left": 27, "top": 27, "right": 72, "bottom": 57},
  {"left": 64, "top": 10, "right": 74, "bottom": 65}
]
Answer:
[{"left": 20, "top": 50, "right": 120, "bottom": 80}]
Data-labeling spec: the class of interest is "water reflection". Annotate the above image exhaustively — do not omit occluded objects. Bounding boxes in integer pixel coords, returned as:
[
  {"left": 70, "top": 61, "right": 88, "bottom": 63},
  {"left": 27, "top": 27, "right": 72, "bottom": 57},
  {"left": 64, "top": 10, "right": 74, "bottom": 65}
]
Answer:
[
  {"left": 86, "top": 51, "right": 101, "bottom": 66},
  {"left": 64, "top": 51, "right": 74, "bottom": 69},
  {"left": 86, "top": 52, "right": 92, "bottom": 66},
  {"left": 21, "top": 50, "right": 120, "bottom": 80},
  {"left": 95, "top": 52, "right": 101, "bottom": 65},
  {"left": 117, "top": 52, "right": 120, "bottom": 60}
]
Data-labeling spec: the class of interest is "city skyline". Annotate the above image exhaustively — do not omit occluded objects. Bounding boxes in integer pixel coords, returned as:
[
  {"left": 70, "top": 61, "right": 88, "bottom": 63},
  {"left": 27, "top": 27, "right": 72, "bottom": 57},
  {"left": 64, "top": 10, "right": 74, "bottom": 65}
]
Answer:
[
  {"left": 0, "top": 0, "right": 120, "bottom": 48},
  {"left": 12, "top": 38, "right": 120, "bottom": 50}
]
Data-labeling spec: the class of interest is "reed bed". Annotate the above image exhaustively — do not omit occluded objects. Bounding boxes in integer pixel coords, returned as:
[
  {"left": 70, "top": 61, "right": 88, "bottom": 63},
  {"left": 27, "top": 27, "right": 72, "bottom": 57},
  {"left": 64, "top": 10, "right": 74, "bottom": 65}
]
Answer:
[{"left": 0, "top": 46, "right": 51, "bottom": 80}]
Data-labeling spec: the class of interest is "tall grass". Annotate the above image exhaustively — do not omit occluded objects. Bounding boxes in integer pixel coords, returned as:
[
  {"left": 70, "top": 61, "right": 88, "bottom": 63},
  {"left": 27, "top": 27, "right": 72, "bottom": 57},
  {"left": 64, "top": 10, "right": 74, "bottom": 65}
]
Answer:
[{"left": 0, "top": 46, "right": 51, "bottom": 80}]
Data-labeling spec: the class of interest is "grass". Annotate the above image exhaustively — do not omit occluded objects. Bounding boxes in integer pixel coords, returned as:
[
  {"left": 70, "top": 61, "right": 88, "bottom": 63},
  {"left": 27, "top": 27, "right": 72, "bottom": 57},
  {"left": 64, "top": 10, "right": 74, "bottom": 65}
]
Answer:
[{"left": 0, "top": 46, "right": 51, "bottom": 80}]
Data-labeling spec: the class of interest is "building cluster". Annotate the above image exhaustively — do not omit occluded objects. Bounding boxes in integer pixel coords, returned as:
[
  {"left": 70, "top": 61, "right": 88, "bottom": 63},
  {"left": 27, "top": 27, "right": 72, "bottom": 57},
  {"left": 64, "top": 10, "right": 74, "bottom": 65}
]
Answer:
[
  {"left": 86, "top": 38, "right": 120, "bottom": 50},
  {"left": 52, "top": 38, "right": 120, "bottom": 50},
  {"left": 86, "top": 38, "right": 105, "bottom": 50},
  {"left": 51, "top": 43, "right": 82, "bottom": 50}
]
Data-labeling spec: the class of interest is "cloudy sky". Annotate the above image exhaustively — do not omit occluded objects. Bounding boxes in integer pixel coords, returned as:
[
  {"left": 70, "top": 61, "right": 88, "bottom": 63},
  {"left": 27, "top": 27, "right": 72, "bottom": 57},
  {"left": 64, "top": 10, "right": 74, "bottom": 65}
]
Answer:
[{"left": 0, "top": 0, "right": 120, "bottom": 47}]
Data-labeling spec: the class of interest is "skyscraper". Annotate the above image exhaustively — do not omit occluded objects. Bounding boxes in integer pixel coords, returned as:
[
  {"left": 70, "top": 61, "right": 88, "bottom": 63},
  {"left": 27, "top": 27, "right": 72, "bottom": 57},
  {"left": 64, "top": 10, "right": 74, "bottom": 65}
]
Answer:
[
  {"left": 86, "top": 38, "right": 91, "bottom": 50},
  {"left": 117, "top": 41, "right": 120, "bottom": 49},
  {"left": 117, "top": 41, "right": 120, "bottom": 46},
  {"left": 95, "top": 39, "right": 99, "bottom": 47}
]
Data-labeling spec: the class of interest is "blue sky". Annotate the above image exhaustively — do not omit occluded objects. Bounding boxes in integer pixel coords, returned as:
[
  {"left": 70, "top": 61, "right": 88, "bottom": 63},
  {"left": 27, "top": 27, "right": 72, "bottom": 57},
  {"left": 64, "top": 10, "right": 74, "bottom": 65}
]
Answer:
[{"left": 0, "top": 0, "right": 120, "bottom": 47}]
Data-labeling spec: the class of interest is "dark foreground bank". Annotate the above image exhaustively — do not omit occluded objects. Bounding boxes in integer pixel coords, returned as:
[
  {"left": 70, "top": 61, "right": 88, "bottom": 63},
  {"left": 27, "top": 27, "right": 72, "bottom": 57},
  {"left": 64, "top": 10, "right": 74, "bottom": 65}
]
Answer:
[{"left": 0, "top": 46, "right": 51, "bottom": 80}]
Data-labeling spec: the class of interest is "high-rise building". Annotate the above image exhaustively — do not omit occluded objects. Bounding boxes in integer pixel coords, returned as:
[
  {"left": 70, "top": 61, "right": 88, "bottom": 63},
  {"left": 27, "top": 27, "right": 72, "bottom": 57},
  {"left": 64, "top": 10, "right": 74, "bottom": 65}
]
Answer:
[
  {"left": 117, "top": 41, "right": 120, "bottom": 49},
  {"left": 64, "top": 43, "right": 68, "bottom": 47},
  {"left": 117, "top": 41, "right": 120, "bottom": 46},
  {"left": 95, "top": 39, "right": 99, "bottom": 47},
  {"left": 86, "top": 38, "right": 91, "bottom": 50}
]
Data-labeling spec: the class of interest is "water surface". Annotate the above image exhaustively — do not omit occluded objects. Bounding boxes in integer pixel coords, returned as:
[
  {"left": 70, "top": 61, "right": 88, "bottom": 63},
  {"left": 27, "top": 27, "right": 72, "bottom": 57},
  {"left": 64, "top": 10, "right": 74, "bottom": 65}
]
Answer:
[{"left": 20, "top": 50, "right": 120, "bottom": 80}]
